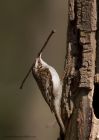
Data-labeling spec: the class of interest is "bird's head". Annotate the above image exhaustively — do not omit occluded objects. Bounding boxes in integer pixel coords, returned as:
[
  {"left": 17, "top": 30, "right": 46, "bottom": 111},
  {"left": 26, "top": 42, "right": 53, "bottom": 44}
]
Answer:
[{"left": 34, "top": 53, "right": 43, "bottom": 71}]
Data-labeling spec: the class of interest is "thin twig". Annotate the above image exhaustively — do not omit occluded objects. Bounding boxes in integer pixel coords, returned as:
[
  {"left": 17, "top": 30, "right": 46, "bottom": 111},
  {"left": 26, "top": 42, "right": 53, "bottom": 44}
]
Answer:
[
  {"left": 38, "top": 29, "right": 56, "bottom": 56},
  {"left": 19, "top": 29, "right": 56, "bottom": 89}
]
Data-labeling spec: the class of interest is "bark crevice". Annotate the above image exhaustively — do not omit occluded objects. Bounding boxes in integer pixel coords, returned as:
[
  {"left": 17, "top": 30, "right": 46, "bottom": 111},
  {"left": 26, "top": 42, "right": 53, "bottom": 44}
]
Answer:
[{"left": 61, "top": 0, "right": 99, "bottom": 139}]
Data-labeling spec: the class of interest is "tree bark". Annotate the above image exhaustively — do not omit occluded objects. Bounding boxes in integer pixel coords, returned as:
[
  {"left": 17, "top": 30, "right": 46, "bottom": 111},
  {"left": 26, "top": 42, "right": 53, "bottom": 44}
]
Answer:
[{"left": 61, "top": 0, "right": 99, "bottom": 139}]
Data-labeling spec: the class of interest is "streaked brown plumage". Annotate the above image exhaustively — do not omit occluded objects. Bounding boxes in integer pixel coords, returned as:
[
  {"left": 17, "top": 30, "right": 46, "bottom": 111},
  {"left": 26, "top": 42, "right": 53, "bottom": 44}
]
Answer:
[{"left": 32, "top": 54, "right": 65, "bottom": 134}]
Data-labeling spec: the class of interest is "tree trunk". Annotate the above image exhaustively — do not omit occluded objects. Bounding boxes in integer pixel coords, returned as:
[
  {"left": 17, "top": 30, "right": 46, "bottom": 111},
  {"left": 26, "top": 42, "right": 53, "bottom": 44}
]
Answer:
[{"left": 61, "top": 0, "right": 99, "bottom": 139}]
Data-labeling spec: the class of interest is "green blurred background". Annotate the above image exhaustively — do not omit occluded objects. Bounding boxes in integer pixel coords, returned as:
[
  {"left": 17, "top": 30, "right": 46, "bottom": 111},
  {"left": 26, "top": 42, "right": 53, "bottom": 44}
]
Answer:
[{"left": 0, "top": 0, "right": 67, "bottom": 140}]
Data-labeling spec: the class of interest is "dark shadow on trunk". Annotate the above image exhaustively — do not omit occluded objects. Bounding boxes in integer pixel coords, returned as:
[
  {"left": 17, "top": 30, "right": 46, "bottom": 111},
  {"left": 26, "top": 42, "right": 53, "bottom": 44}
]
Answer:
[{"left": 93, "top": 83, "right": 99, "bottom": 119}]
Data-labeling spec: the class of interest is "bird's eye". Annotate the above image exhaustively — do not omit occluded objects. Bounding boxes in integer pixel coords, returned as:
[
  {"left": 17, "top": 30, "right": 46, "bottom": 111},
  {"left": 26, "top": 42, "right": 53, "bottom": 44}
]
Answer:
[
  {"left": 39, "top": 65, "right": 42, "bottom": 69},
  {"left": 37, "top": 60, "right": 42, "bottom": 69}
]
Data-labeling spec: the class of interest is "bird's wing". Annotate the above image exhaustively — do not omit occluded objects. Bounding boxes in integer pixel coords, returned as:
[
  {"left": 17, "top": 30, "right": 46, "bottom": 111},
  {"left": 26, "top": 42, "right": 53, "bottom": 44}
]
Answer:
[
  {"left": 33, "top": 67, "right": 54, "bottom": 112},
  {"left": 45, "top": 71, "right": 55, "bottom": 112}
]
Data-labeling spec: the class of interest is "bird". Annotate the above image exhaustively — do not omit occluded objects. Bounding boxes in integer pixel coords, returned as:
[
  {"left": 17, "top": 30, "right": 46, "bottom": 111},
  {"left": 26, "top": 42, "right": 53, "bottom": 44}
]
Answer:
[
  {"left": 32, "top": 53, "right": 65, "bottom": 134},
  {"left": 20, "top": 30, "right": 65, "bottom": 134}
]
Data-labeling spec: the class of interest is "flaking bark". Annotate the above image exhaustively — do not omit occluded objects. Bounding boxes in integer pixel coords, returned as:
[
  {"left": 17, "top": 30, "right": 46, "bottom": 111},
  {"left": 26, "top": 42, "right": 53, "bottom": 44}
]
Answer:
[{"left": 61, "top": 0, "right": 99, "bottom": 139}]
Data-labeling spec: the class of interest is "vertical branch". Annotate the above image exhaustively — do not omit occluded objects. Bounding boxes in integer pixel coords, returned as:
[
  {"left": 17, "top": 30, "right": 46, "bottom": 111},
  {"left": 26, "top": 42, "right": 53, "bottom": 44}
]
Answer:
[{"left": 61, "top": 0, "right": 99, "bottom": 139}]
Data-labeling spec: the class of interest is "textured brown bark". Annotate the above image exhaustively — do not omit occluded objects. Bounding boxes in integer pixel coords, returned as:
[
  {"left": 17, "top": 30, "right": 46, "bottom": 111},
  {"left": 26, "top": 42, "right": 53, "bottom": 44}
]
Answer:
[{"left": 61, "top": 0, "right": 99, "bottom": 139}]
